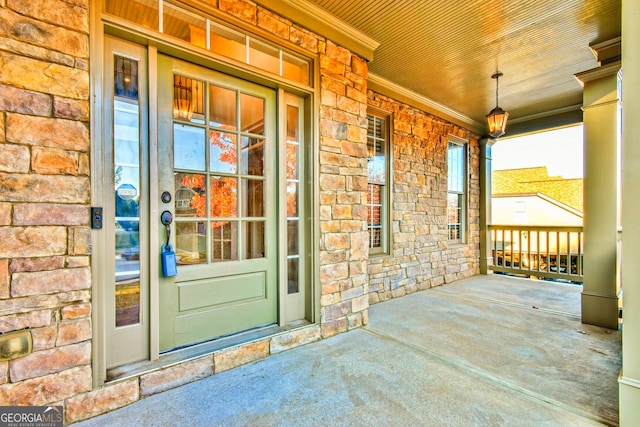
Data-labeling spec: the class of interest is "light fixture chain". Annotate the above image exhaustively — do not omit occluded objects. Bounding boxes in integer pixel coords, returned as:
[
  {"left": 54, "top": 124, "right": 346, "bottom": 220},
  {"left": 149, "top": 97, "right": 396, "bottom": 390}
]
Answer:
[{"left": 495, "top": 74, "right": 499, "bottom": 108}]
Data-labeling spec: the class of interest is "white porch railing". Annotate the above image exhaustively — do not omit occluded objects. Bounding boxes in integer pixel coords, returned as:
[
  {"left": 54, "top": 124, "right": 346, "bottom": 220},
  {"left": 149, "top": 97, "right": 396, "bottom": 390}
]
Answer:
[{"left": 489, "top": 225, "right": 584, "bottom": 283}]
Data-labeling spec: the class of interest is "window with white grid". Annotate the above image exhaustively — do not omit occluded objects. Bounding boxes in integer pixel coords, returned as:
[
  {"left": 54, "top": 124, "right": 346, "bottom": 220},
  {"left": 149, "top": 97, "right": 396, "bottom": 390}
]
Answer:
[
  {"left": 367, "top": 112, "right": 390, "bottom": 254},
  {"left": 447, "top": 140, "right": 467, "bottom": 242}
]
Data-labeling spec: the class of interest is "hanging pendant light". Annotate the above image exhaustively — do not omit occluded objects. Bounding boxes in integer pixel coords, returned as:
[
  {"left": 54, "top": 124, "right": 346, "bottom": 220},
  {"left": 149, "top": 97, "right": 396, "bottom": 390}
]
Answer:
[
  {"left": 173, "top": 75, "right": 194, "bottom": 121},
  {"left": 486, "top": 72, "right": 509, "bottom": 138}
]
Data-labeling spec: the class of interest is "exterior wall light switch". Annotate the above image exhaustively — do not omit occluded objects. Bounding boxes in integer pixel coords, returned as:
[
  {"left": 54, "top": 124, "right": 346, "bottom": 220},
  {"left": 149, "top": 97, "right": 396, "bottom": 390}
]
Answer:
[{"left": 0, "top": 330, "right": 33, "bottom": 361}]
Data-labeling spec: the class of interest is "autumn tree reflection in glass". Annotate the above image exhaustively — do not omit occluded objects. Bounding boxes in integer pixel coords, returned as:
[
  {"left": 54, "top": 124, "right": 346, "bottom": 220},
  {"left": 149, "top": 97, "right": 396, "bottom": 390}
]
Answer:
[
  {"left": 286, "top": 105, "right": 300, "bottom": 294},
  {"left": 173, "top": 77, "right": 267, "bottom": 264}
]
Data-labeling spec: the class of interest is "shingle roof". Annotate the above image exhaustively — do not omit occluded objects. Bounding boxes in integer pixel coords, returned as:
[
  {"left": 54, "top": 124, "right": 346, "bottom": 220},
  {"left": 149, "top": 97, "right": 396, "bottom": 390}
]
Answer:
[{"left": 492, "top": 167, "right": 583, "bottom": 212}]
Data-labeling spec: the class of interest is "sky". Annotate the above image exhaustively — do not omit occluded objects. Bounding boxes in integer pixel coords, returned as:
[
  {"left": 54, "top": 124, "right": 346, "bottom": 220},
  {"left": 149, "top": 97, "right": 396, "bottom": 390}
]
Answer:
[{"left": 492, "top": 125, "right": 584, "bottom": 179}]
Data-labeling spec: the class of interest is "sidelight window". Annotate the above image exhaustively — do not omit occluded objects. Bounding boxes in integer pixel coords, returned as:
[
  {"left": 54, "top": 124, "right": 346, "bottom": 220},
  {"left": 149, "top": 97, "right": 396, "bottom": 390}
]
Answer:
[{"left": 113, "top": 55, "right": 142, "bottom": 328}]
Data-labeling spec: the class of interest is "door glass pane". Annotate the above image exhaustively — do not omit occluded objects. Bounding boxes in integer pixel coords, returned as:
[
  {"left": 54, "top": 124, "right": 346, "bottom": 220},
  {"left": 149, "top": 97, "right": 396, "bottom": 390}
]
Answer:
[
  {"left": 176, "top": 221, "right": 206, "bottom": 265},
  {"left": 241, "top": 136, "right": 264, "bottom": 176},
  {"left": 287, "top": 258, "right": 299, "bottom": 294},
  {"left": 209, "top": 85, "right": 237, "bottom": 129},
  {"left": 114, "top": 105, "right": 140, "bottom": 164},
  {"left": 113, "top": 56, "right": 141, "bottom": 328},
  {"left": 245, "top": 221, "right": 265, "bottom": 259},
  {"left": 115, "top": 207, "right": 139, "bottom": 327},
  {"left": 210, "top": 131, "right": 237, "bottom": 173},
  {"left": 212, "top": 221, "right": 237, "bottom": 261},
  {"left": 114, "top": 57, "right": 139, "bottom": 100},
  {"left": 286, "top": 183, "right": 298, "bottom": 217},
  {"left": 286, "top": 141, "right": 297, "bottom": 179},
  {"left": 209, "top": 130, "right": 238, "bottom": 173},
  {"left": 190, "top": 79, "right": 205, "bottom": 124},
  {"left": 174, "top": 124, "right": 205, "bottom": 171},
  {"left": 287, "top": 104, "right": 299, "bottom": 141},
  {"left": 210, "top": 176, "right": 237, "bottom": 217},
  {"left": 287, "top": 220, "right": 299, "bottom": 255},
  {"left": 175, "top": 173, "right": 206, "bottom": 218},
  {"left": 285, "top": 103, "right": 301, "bottom": 295},
  {"left": 242, "top": 178, "right": 264, "bottom": 217},
  {"left": 173, "top": 76, "right": 204, "bottom": 123},
  {"left": 163, "top": 2, "right": 206, "bottom": 49},
  {"left": 241, "top": 93, "right": 264, "bottom": 134}
]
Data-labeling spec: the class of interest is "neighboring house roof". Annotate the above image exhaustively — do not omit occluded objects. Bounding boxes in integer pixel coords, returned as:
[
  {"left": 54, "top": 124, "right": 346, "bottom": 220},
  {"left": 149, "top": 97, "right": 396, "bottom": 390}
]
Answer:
[{"left": 492, "top": 167, "right": 583, "bottom": 213}]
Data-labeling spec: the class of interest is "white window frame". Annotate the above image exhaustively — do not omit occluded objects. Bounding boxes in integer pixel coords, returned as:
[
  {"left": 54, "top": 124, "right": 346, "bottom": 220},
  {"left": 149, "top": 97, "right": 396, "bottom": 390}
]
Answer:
[
  {"left": 366, "top": 110, "right": 391, "bottom": 255},
  {"left": 447, "top": 136, "right": 469, "bottom": 244}
]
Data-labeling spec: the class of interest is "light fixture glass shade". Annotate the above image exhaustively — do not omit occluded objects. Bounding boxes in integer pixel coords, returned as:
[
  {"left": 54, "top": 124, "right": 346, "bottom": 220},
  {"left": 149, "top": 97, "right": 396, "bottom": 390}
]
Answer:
[
  {"left": 173, "top": 75, "right": 194, "bottom": 121},
  {"left": 486, "top": 106, "right": 509, "bottom": 138}
]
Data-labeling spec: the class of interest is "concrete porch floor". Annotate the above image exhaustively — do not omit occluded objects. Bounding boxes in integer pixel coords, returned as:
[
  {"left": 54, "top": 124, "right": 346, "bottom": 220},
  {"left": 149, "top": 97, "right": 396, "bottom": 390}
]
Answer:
[{"left": 75, "top": 275, "right": 621, "bottom": 426}]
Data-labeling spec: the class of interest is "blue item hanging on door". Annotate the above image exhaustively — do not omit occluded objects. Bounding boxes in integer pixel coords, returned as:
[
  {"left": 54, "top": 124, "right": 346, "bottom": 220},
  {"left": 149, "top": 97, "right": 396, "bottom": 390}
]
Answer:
[
  {"left": 162, "top": 243, "right": 177, "bottom": 277},
  {"left": 160, "top": 210, "right": 177, "bottom": 277}
]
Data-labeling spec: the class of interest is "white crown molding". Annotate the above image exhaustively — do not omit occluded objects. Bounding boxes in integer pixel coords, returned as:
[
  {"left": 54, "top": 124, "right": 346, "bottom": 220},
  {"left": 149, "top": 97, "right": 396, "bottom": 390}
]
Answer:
[{"left": 367, "top": 73, "right": 484, "bottom": 135}]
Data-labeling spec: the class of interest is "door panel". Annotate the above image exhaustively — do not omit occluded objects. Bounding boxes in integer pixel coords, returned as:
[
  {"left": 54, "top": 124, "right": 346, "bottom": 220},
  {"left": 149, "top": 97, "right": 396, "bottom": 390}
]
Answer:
[
  {"left": 158, "top": 55, "right": 277, "bottom": 351},
  {"left": 178, "top": 272, "right": 266, "bottom": 311}
]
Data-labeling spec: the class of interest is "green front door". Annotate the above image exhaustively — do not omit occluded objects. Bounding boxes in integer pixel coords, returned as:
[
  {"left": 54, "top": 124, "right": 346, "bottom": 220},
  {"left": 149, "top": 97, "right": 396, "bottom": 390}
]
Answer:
[{"left": 158, "top": 55, "right": 277, "bottom": 351}]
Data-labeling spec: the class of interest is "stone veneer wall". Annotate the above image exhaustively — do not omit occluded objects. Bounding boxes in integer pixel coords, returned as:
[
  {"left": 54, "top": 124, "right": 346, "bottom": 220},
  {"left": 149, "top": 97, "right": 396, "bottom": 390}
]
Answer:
[
  {"left": 366, "top": 91, "right": 481, "bottom": 304},
  {"left": 0, "top": 0, "right": 93, "bottom": 412},
  {"left": 0, "top": 0, "right": 371, "bottom": 423},
  {"left": 317, "top": 40, "right": 370, "bottom": 337}
]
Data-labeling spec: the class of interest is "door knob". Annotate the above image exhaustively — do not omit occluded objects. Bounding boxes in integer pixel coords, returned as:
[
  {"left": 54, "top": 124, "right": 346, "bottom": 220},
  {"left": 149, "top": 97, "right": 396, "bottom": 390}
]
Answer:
[
  {"left": 161, "top": 211, "right": 173, "bottom": 226},
  {"left": 161, "top": 211, "right": 173, "bottom": 250}
]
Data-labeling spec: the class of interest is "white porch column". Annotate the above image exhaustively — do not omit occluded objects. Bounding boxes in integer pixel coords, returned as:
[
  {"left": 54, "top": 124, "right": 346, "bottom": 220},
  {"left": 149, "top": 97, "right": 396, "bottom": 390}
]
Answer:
[
  {"left": 575, "top": 43, "right": 621, "bottom": 330},
  {"left": 620, "top": 0, "right": 640, "bottom": 423},
  {"left": 479, "top": 138, "right": 496, "bottom": 275}
]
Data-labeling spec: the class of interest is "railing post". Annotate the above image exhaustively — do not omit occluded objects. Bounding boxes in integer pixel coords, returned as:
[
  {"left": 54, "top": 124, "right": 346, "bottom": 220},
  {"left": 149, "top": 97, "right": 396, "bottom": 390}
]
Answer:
[{"left": 480, "top": 138, "right": 496, "bottom": 275}]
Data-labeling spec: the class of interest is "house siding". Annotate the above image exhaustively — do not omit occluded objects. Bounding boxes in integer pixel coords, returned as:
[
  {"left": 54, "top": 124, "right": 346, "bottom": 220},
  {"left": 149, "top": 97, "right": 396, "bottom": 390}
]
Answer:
[{"left": 0, "top": 0, "right": 479, "bottom": 422}]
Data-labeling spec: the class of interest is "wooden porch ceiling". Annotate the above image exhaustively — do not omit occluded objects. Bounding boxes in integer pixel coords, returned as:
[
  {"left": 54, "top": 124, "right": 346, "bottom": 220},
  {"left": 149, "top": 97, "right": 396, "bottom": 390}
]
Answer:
[{"left": 305, "top": 0, "right": 621, "bottom": 134}]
